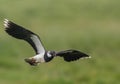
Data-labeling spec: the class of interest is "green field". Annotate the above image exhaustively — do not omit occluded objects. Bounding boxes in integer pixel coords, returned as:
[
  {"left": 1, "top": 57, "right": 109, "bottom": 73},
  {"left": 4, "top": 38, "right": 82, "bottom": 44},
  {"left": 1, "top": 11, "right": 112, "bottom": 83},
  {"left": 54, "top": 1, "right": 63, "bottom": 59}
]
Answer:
[{"left": 0, "top": 0, "right": 120, "bottom": 84}]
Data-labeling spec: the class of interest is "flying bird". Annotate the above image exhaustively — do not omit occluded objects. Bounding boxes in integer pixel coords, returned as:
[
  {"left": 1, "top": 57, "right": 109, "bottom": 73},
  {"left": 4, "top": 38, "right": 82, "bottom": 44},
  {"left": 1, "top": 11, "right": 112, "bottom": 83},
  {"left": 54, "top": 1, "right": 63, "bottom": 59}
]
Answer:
[{"left": 3, "top": 19, "right": 90, "bottom": 66}]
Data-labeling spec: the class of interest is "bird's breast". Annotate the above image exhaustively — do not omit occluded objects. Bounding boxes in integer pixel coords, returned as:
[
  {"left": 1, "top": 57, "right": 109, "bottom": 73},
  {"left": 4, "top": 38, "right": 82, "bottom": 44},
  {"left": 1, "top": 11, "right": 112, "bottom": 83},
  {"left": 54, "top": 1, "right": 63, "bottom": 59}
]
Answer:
[
  {"left": 34, "top": 54, "right": 45, "bottom": 63},
  {"left": 39, "top": 57, "right": 45, "bottom": 63}
]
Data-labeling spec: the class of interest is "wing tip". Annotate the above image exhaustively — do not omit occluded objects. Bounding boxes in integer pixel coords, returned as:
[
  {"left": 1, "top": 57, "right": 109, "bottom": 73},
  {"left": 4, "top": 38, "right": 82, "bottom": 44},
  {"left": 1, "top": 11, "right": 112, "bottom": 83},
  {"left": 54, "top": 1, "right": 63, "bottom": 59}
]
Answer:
[
  {"left": 4, "top": 18, "right": 9, "bottom": 21},
  {"left": 81, "top": 55, "right": 91, "bottom": 59},
  {"left": 3, "top": 19, "right": 10, "bottom": 28},
  {"left": 88, "top": 56, "right": 91, "bottom": 58}
]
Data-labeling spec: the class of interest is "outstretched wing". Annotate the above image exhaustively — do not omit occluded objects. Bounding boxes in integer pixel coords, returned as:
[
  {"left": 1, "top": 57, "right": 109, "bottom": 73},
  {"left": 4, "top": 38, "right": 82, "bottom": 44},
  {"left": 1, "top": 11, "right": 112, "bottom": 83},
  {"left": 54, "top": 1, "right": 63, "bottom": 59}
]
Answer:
[
  {"left": 56, "top": 49, "right": 90, "bottom": 62},
  {"left": 4, "top": 19, "right": 45, "bottom": 54}
]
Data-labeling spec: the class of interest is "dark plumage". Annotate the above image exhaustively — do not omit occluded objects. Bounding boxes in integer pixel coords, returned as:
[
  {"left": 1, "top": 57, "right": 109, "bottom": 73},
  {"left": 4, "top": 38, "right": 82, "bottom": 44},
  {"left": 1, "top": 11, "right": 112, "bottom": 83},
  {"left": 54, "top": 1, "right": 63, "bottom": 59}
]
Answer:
[{"left": 56, "top": 50, "right": 89, "bottom": 62}]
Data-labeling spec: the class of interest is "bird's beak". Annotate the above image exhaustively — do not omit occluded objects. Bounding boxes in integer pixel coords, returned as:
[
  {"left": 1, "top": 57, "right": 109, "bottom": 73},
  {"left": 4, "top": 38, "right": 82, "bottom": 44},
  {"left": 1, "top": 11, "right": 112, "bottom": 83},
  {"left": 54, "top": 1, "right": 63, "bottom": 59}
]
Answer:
[{"left": 24, "top": 58, "right": 38, "bottom": 66}]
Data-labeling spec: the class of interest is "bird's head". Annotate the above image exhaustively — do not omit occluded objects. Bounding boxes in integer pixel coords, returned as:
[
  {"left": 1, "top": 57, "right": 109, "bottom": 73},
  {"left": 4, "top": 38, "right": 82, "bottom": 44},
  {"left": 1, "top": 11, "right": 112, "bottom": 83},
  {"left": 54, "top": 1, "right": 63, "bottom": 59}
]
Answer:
[
  {"left": 47, "top": 51, "right": 56, "bottom": 57},
  {"left": 24, "top": 58, "right": 38, "bottom": 66}
]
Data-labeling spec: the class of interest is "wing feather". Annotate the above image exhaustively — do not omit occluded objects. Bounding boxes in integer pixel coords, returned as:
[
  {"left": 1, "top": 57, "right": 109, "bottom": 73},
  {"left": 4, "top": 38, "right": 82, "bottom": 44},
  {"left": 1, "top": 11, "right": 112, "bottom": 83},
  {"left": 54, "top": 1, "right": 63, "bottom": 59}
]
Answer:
[
  {"left": 56, "top": 49, "right": 89, "bottom": 62},
  {"left": 4, "top": 19, "right": 45, "bottom": 54}
]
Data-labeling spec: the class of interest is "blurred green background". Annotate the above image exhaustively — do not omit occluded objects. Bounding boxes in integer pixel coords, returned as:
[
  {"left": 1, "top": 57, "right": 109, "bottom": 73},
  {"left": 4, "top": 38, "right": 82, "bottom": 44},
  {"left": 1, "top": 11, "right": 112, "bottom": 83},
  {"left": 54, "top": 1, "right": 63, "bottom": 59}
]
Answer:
[{"left": 0, "top": 0, "right": 120, "bottom": 84}]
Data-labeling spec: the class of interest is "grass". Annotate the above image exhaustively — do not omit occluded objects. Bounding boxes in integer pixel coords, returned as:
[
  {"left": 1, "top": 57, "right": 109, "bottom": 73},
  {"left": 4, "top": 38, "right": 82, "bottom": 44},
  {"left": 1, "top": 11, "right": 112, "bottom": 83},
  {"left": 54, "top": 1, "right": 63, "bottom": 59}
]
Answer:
[{"left": 0, "top": 0, "right": 120, "bottom": 84}]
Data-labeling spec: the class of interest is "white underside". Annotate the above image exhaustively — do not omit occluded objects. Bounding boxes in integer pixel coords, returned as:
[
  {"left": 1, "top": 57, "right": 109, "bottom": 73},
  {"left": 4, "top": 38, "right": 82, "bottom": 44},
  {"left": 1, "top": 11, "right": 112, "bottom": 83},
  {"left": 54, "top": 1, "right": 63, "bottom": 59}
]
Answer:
[
  {"left": 30, "top": 35, "right": 46, "bottom": 63},
  {"left": 33, "top": 53, "right": 45, "bottom": 63},
  {"left": 30, "top": 34, "right": 45, "bottom": 54}
]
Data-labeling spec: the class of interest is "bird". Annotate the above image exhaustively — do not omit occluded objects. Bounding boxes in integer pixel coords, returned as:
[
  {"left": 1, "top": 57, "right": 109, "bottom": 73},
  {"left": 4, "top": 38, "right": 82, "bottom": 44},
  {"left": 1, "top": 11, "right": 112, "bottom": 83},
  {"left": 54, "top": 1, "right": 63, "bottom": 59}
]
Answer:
[{"left": 3, "top": 19, "right": 90, "bottom": 66}]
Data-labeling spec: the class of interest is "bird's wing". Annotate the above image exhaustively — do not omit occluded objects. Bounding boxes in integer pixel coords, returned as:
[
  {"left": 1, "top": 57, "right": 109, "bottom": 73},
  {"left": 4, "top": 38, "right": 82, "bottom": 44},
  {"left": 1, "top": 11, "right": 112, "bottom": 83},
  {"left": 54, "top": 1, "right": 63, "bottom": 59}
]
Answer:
[
  {"left": 56, "top": 49, "right": 90, "bottom": 62},
  {"left": 4, "top": 19, "right": 45, "bottom": 54}
]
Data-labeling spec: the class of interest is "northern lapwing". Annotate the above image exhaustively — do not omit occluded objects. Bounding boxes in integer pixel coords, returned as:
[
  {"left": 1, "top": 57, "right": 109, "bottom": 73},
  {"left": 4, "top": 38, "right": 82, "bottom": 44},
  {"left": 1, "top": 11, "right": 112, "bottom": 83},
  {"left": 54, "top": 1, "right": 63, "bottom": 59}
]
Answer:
[{"left": 4, "top": 19, "right": 90, "bottom": 66}]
